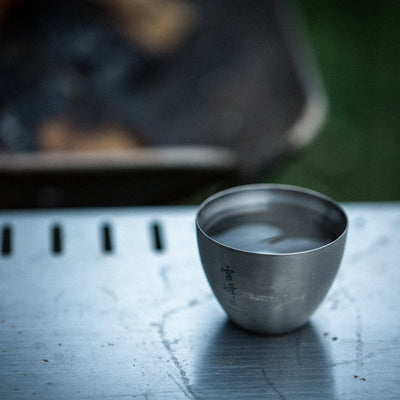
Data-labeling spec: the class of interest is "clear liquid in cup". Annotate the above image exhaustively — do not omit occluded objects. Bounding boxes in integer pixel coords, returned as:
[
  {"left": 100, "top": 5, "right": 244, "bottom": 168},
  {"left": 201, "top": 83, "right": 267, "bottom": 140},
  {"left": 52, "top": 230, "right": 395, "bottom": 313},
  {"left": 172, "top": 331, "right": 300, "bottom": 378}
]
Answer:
[{"left": 207, "top": 210, "right": 334, "bottom": 254}]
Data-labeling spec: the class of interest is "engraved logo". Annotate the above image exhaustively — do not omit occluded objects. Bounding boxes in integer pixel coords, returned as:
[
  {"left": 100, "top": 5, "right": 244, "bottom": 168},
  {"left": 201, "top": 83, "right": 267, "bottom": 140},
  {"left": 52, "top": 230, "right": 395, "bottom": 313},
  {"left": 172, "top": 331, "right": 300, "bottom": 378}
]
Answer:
[{"left": 221, "top": 265, "right": 237, "bottom": 305}]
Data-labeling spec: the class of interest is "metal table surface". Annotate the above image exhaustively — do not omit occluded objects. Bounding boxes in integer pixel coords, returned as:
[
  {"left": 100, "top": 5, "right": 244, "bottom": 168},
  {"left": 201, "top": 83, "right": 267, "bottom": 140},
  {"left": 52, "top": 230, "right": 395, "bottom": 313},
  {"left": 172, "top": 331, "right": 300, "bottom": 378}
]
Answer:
[{"left": 0, "top": 202, "right": 399, "bottom": 399}]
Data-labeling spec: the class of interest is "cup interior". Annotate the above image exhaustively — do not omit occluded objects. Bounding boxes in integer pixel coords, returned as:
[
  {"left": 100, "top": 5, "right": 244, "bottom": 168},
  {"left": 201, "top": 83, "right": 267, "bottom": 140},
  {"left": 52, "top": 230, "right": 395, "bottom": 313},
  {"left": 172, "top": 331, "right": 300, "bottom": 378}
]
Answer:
[{"left": 196, "top": 184, "right": 347, "bottom": 254}]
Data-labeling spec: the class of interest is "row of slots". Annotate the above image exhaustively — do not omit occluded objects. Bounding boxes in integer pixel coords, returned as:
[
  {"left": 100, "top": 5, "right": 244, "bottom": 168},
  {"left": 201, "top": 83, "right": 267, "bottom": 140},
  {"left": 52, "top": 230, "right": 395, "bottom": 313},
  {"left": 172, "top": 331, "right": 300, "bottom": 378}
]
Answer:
[{"left": 0, "top": 222, "right": 164, "bottom": 256}]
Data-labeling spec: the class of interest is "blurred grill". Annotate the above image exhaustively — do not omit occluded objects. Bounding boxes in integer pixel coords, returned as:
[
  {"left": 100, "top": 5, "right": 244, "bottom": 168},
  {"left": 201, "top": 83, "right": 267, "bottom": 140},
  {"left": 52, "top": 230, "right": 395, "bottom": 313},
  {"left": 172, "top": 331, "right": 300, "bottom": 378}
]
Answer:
[{"left": 0, "top": 0, "right": 326, "bottom": 208}]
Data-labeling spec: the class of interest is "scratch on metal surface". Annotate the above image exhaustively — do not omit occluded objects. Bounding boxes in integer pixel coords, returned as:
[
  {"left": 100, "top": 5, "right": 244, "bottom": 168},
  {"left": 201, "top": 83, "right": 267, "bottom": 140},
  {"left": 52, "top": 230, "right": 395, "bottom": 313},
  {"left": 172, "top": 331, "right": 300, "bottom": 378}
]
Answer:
[
  {"left": 356, "top": 310, "right": 364, "bottom": 373},
  {"left": 167, "top": 373, "right": 192, "bottom": 400},
  {"left": 152, "top": 301, "right": 205, "bottom": 400},
  {"left": 327, "top": 287, "right": 355, "bottom": 311},
  {"left": 261, "top": 368, "right": 287, "bottom": 400},
  {"left": 328, "top": 353, "right": 374, "bottom": 368},
  {"left": 159, "top": 265, "right": 170, "bottom": 290},
  {"left": 294, "top": 328, "right": 305, "bottom": 367},
  {"left": 347, "top": 235, "right": 391, "bottom": 264},
  {"left": 101, "top": 287, "right": 118, "bottom": 302}
]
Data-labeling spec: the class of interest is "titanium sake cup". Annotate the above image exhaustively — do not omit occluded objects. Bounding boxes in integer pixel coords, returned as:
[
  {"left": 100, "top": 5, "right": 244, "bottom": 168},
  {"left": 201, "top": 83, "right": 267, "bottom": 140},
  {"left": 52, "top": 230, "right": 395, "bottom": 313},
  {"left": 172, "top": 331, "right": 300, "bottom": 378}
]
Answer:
[{"left": 196, "top": 184, "right": 348, "bottom": 334}]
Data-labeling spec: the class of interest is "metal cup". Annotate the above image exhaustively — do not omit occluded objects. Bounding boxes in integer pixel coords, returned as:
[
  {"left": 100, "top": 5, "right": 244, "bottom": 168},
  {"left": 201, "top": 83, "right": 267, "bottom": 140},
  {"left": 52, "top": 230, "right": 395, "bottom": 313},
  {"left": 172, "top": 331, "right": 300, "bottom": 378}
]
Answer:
[{"left": 196, "top": 184, "right": 348, "bottom": 334}]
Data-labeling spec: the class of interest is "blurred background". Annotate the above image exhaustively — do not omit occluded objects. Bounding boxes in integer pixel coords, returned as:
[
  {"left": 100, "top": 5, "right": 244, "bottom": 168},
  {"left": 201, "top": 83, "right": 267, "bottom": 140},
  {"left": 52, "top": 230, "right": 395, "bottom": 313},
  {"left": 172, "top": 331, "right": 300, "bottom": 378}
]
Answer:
[
  {"left": 0, "top": 0, "right": 398, "bottom": 208},
  {"left": 266, "top": 0, "right": 400, "bottom": 202}
]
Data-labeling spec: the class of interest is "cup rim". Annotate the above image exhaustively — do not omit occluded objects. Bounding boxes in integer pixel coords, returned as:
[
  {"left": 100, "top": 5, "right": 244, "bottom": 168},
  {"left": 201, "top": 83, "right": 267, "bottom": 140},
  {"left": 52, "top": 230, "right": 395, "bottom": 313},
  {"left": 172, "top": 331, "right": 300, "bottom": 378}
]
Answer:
[{"left": 196, "top": 183, "right": 348, "bottom": 256}]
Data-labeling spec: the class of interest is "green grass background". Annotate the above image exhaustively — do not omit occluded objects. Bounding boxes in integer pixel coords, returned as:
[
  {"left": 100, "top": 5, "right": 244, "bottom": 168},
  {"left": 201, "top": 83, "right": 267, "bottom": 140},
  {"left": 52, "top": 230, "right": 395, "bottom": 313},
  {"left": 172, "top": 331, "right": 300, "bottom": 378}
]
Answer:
[{"left": 265, "top": 0, "right": 399, "bottom": 201}]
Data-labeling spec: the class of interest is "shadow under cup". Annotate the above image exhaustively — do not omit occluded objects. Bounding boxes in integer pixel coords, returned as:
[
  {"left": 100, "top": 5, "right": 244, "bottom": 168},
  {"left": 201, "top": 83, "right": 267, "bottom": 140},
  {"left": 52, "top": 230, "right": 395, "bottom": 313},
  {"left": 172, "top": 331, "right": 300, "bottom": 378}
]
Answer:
[{"left": 196, "top": 184, "right": 348, "bottom": 334}]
